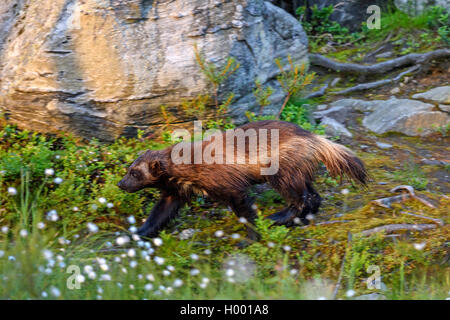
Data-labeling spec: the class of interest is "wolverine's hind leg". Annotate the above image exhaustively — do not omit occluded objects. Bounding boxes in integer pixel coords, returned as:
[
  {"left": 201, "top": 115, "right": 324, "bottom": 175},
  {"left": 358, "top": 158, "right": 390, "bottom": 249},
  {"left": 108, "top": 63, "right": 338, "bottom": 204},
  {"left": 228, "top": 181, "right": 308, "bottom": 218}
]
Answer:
[
  {"left": 298, "top": 182, "right": 322, "bottom": 225},
  {"left": 266, "top": 181, "right": 321, "bottom": 226},
  {"left": 266, "top": 205, "right": 302, "bottom": 227}
]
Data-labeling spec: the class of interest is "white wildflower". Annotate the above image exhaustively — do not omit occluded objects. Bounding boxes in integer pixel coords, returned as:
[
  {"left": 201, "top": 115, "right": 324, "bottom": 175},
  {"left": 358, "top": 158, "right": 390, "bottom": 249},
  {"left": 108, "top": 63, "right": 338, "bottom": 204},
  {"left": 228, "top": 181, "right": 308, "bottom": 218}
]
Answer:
[
  {"left": 154, "top": 256, "right": 165, "bottom": 265},
  {"left": 414, "top": 242, "right": 426, "bottom": 250},
  {"left": 98, "top": 197, "right": 107, "bottom": 204},
  {"left": 129, "top": 226, "right": 137, "bottom": 234},
  {"left": 100, "top": 274, "right": 111, "bottom": 281},
  {"left": 42, "top": 249, "right": 53, "bottom": 260},
  {"left": 50, "top": 286, "right": 61, "bottom": 298},
  {"left": 173, "top": 279, "right": 183, "bottom": 287},
  {"left": 127, "top": 249, "right": 136, "bottom": 258},
  {"left": 153, "top": 238, "right": 163, "bottom": 246},
  {"left": 144, "top": 283, "right": 153, "bottom": 291},
  {"left": 190, "top": 253, "right": 199, "bottom": 260},
  {"left": 87, "top": 222, "right": 99, "bottom": 233},
  {"left": 226, "top": 269, "right": 235, "bottom": 277},
  {"left": 214, "top": 230, "right": 224, "bottom": 238},
  {"left": 76, "top": 274, "right": 86, "bottom": 283},
  {"left": 238, "top": 217, "right": 247, "bottom": 224},
  {"left": 346, "top": 289, "right": 356, "bottom": 298},
  {"left": 46, "top": 210, "right": 59, "bottom": 222},
  {"left": 116, "top": 236, "right": 130, "bottom": 246},
  {"left": 190, "top": 269, "right": 200, "bottom": 276}
]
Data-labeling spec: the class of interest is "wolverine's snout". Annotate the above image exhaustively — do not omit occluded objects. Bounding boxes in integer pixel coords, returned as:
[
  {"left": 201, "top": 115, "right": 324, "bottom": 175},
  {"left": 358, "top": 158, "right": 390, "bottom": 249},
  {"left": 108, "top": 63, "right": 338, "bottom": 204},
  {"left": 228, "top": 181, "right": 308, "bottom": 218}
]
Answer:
[{"left": 117, "top": 179, "right": 125, "bottom": 190}]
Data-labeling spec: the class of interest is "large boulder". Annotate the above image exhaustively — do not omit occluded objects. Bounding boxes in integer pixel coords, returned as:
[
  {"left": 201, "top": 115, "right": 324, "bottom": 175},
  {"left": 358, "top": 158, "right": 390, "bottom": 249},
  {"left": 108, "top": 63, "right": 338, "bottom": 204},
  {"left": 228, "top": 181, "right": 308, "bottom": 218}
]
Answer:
[
  {"left": 362, "top": 98, "right": 449, "bottom": 136},
  {"left": 0, "top": 0, "right": 308, "bottom": 141}
]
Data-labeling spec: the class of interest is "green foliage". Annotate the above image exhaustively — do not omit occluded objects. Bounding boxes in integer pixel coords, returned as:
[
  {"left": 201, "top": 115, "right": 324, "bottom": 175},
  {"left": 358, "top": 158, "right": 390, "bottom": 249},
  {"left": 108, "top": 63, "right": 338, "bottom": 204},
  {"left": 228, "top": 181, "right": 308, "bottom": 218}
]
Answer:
[
  {"left": 298, "top": 3, "right": 449, "bottom": 59},
  {"left": 296, "top": 5, "right": 361, "bottom": 49},
  {"left": 279, "top": 101, "right": 324, "bottom": 135},
  {"left": 392, "top": 162, "right": 429, "bottom": 191},
  {"left": 275, "top": 56, "right": 315, "bottom": 118},
  {"left": 0, "top": 123, "right": 448, "bottom": 299},
  {"left": 253, "top": 79, "right": 274, "bottom": 116}
]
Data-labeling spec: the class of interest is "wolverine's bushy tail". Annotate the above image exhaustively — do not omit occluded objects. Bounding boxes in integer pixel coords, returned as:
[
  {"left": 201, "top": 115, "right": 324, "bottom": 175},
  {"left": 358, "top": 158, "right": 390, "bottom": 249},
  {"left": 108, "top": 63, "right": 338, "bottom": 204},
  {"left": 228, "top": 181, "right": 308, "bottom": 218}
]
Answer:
[{"left": 312, "top": 136, "right": 368, "bottom": 185}]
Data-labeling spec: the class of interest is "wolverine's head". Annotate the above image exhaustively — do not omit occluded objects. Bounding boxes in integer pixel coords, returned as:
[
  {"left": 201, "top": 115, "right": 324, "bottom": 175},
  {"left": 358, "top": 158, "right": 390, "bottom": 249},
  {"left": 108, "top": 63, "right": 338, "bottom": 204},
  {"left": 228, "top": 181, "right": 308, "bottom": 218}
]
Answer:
[{"left": 117, "top": 150, "right": 166, "bottom": 193}]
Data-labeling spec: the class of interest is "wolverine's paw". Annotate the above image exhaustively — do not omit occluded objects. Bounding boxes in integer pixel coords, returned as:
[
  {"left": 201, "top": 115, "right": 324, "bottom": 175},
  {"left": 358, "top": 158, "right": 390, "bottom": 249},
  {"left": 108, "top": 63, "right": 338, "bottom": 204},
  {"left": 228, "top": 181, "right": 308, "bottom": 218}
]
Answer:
[
  {"left": 136, "top": 227, "right": 158, "bottom": 239},
  {"left": 266, "top": 208, "right": 297, "bottom": 227}
]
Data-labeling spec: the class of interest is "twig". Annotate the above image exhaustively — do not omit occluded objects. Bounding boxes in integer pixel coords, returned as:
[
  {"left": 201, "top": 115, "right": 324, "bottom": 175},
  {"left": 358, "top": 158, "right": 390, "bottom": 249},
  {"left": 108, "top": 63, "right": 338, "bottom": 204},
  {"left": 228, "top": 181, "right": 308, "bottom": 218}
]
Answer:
[
  {"left": 359, "top": 223, "right": 437, "bottom": 237},
  {"left": 300, "top": 219, "right": 351, "bottom": 229},
  {"left": 400, "top": 212, "right": 444, "bottom": 226},
  {"left": 304, "top": 82, "right": 329, "bottom": 99},
  {"left": 330, "top": 65, "right": 419, "bottom": 95},
  {"left": 309, "top": 49, "right": 450, "bottom": 74}
]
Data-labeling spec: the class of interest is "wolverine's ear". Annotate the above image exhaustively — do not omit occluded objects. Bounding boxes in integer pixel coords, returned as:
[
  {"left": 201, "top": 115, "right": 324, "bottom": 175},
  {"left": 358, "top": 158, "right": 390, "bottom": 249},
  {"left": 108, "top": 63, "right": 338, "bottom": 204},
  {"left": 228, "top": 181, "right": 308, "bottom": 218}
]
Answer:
[{"left": 149, "top": 160, "right": 164, "bottom": 177}]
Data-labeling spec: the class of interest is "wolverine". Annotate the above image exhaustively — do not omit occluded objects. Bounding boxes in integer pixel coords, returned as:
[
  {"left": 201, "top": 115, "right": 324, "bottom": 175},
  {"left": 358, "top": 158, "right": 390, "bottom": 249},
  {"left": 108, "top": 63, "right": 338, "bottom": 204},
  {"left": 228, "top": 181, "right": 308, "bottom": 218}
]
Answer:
[{"left": 118, "top": 120, "right": 368, "bottom": 240}]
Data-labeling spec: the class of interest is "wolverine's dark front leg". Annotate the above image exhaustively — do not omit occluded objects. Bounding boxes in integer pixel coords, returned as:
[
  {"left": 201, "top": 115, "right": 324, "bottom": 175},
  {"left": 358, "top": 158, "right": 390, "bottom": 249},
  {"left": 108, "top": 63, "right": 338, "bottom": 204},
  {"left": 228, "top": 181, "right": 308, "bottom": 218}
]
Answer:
[
  {"left": 228, "top": 195, "right": 261, "bottom": 241},
  {"left": 137, "top": 195, "right": 184, "bottom": 238}
]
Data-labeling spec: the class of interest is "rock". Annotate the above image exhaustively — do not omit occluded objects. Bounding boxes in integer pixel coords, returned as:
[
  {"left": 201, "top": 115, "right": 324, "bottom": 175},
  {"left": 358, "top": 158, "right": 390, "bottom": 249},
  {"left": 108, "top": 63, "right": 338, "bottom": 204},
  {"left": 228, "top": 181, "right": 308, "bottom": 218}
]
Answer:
[
  {"left": 390, "top": 87, "right": 401, "bottom": 95},
  {"left": 439, "top": 105, "right": 450, "bottom": 113},
  {"left": 178, "top": 228, "right": 198, "bottom": 240},
  {"left": 329, "top": 99, "right": 380, "bottom": 113},
  {"left": 412, "top": 86, "right": 450, "bottom": 105},
  {"left": 355, "top": 293, "right": 386, "bottom": 300},
  {"left": 313, "top": 105, "right": 349, "bottom": 123},
  {"left": 316, "top": 104, "right": 328, "bottom": 111},
  {"left": 320, "top": 116, "right": 353, "bottom": 138},
  {"left": 395, "top": 0, "right": 449, "bottom": 16},
  {"left": 362, "top": 98, "right": 450, "bottom": 136},
  {"left": 0, "top": 0, "right": 308, "bottom": 141},
  {"left": 420, "top": 159, "right": 449, "bottom": 166},
  {"left": 375, "top": 142, "right": 393, "bottom": 149}
]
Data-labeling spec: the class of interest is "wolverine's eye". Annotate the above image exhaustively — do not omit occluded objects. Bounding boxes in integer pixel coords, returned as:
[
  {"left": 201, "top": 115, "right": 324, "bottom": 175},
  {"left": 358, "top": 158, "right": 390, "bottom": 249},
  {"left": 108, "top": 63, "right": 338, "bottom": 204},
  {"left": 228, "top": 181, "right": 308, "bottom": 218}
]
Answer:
[{"left": 130, "top": 170, "right": 139, "bottom": 179}]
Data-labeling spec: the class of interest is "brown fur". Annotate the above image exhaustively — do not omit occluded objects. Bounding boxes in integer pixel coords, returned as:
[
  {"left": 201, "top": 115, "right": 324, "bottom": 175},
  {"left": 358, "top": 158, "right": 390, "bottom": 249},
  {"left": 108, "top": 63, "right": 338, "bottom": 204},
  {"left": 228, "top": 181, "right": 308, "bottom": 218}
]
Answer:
[{"left": 118, "top": 120, "right": 368, "bottom": 240}]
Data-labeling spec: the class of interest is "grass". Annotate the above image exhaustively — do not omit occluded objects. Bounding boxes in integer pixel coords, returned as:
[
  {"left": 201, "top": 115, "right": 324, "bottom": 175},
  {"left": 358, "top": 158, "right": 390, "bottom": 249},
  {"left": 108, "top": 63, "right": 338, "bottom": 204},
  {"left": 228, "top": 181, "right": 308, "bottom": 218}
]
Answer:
[
  {"left": 304, "top": 5, "right": 449, "bottom": 61},
  {"left": 0, "top": 120, "right": 448, "bottom": 300}
]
